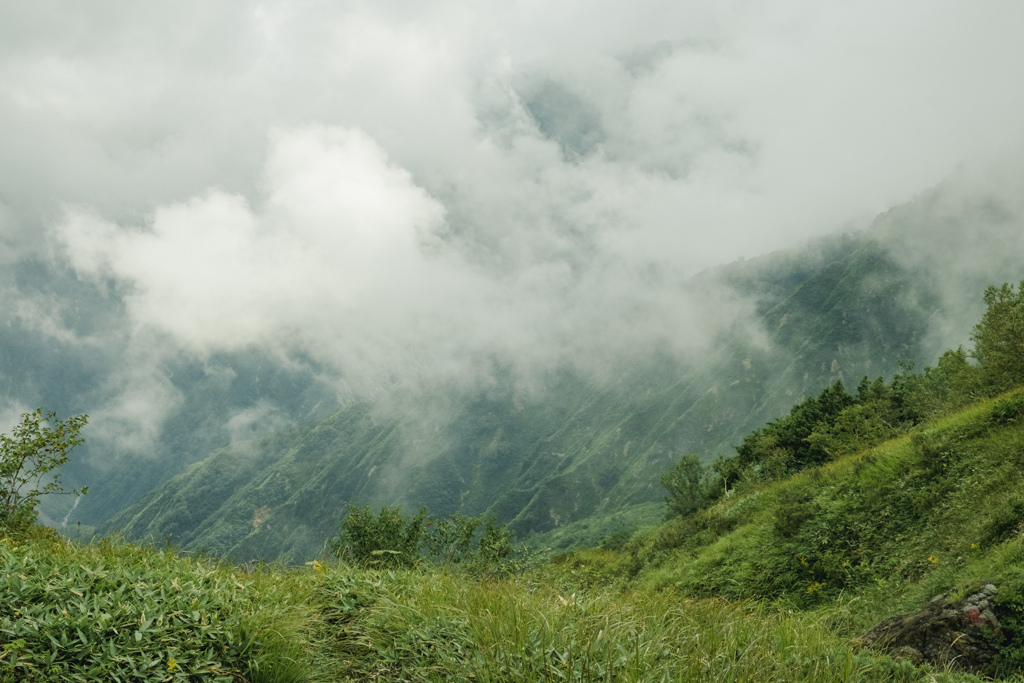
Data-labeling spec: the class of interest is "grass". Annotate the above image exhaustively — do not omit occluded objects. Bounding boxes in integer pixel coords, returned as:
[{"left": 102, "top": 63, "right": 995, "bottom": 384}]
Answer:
[
  {"left": 0, "top": 533, "right": 314, "bottom": 682},
  {"left": 594, "top": 388, "right": 1024, "bottom": 609},
  {"left": 6, "top": 389, "right": 1024, "bottom": 681},
  {"left": 0, "top": 531, "right": 988, "bottom": 683},
  {"left": 337, "top": 573, "right": 961, "bottom": 683}
]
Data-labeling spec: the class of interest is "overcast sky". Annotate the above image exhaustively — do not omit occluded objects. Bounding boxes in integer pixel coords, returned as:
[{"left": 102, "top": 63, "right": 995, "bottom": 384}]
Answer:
[{"left": 2, "top": 1, "right": 1024, "bottom": 458}]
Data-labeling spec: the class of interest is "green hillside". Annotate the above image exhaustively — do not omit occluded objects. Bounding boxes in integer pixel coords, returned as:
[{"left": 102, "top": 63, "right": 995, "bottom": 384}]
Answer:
[{"left": 9, "top": 346, "right": 1024, "bottom": 680}]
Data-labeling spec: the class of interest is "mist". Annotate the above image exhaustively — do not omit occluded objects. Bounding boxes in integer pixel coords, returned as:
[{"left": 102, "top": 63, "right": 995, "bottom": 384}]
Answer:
[{"left": 1, "top": 1, "right": 1023, "bottom": 522}]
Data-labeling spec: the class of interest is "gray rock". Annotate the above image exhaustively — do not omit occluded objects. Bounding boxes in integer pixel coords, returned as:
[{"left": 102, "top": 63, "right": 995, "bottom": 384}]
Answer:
[{"left": 854, "top": 585, "right": 1003, "bottom": 674}]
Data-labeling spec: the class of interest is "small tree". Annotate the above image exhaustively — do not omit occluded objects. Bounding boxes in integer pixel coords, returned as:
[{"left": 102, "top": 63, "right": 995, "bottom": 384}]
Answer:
[
  {"left": 0, "top": 409, "right": 88, "bottom": 533},
  {"left": 660, "top": 455, "right": 710, "bottom": 519},
  {"left": 422, "top": 513, "right": 482, "bottom": 565},
  {"left": 476, "top": 515, "right": 514, "bottom": 564},
  {"left": 972, "top": 280, "right": 1024, "bottom": 391}
]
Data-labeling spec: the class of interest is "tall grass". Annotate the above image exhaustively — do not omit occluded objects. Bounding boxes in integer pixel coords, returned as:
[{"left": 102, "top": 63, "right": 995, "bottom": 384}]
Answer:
[
  {"left": 7, "top": 390, "right": 1024, "bottom": 681},
  {"left": 318, "top": 568, "right": 975, "bottom": 682},
  {"left": 0, "top": 530, "right": 991, "bottom": 682},
  {"left": 0, "top": 534, "right": 313, "bottom": 682}
]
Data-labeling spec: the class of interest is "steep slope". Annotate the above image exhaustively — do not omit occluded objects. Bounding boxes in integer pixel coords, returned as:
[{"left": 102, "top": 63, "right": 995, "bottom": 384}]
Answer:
[
  {"left": 105, "top": 231, "right": 947, "bottom": 563},
  {"left": 102, "top": 176, "right": 1024, "bottom": 562},
  {"left": 599, "top": 387, "right": 1024, "bottom": 622}
]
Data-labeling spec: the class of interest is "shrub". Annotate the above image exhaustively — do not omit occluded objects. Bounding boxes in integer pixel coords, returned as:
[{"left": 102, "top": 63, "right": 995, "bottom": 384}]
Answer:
[
  {"left": 660, "top": 455, "right": 713, "bottom": 519},
  {"left": 329, "top": 504, "right": 427, "bottom": 569},
  {"left": 734, "top": 381, "right": 856, "bottom": 478},
  {"left": 599, "top": 527, "right": 636, "bottom": 551},
  {"left": 329, "top": 505, "right": 515, "bottom": 570},
  {"left": 980, "top": 497, "right": 1024, "bottom": 547}
]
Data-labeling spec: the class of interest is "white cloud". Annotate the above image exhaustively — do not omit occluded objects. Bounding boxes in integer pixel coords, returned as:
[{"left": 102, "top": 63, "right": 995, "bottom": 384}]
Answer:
[
  {"left": 1, "top": 1, "right": 1020, "bottom": 271},
  {"left": 3, "top": 0, "right": 1024, "bottom": 462},
  {"left": 59, "top": 126, "right": 449, "bottom": 360}
]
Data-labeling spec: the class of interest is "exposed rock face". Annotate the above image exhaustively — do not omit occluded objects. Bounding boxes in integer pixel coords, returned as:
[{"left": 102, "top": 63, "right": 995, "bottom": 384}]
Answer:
[{"left": 854, "top": 584, "right": 1002, "bottom": 674}]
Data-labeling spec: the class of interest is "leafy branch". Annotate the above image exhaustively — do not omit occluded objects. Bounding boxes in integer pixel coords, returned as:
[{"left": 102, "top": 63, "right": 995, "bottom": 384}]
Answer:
[{"left": 0, "top": 409, "right": 88, "bottom": 530}]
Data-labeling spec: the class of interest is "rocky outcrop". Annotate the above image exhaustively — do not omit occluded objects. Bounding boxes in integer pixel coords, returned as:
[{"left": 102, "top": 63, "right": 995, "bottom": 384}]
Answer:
[{"left": 853, "top": 584, "right": 1002, "bottom": 674}]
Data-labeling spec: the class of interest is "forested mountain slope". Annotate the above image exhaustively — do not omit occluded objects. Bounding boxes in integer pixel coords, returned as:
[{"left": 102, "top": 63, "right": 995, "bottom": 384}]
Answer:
[{"left": 101, "top": 178, "right": 1024, "bottom": 563}]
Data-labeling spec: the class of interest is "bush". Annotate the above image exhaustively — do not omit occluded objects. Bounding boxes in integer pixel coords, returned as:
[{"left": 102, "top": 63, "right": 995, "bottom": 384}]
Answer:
[
  {"left": 423, "top": 512, "right": 514, "bottom": 566},
  {"left": 980, "top": 497, "right": 1024, "bottom": 547},
  {"left": 329, "top": 504, "right": 427, "bottom": 569},
  {"left": 734, "top": 381, "right": 857, "bottom": 478},
  {"left": 599, "top": 527, "right": 636, "bottom": 552},
  {"left": 329, "top": 505, "right": 514, "bottom": 570}
]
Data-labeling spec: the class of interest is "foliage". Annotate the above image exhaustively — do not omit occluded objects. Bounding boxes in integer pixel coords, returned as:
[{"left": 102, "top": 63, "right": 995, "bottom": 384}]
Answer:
[
  {"left": 733, "top": 380, "right": 857, "bottom": 480},
  {"left": 423, "top": 511, "right": 515, "bottom": 566},
  {"left": 972, "top": 280, "right": 1024, "bottom": 391},
  {"left": 803, "top": 375, "right": 911, "bottom": 462},
  {"left": 902, "top": 348, "right": 983, "bottom": 419},
  {"left": 660, "top": 455, "right": 714, "bottom": 519},
  {"left": 620, "top": 387, "right": 1024, "bottom": 627},
  {"left": 598, "top": 526, "right": 636, "bottom": 551},
  {"left": 329, "top": 504, "right": 428, "bottom": 569},
  {"left": 0, "top": 537, "right": 308, "bottom": 683},
  {"left": 329, "top": 504, "right": 514, "bottom": 570},
  {"left": 0, "top": 409, "right": 87, "bottom": 535},
  {"left": 701, "top": 276, "right": 1024, "bottom": 499}
]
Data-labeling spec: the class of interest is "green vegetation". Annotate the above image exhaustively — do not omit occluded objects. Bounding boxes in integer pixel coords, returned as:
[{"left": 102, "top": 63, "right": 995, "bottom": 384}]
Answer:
[
  {"left": 0, "top": 410, "right": 87, "bottom": 536},
  {"left": 1, "top": 530, "right": 981, "bottom": 683},
  {"left": 660, "top": 455, "right": 715, "bottom": 519},
  {"left": 104, "top": 231, "right": 957, "bottom": 562},
  {"left": 328, "top": 504, "right": 514, "bottom": 569},
  {"left": 663, "top": 277, "right": 1024, "bottom": 518},
  {"left": 10, "top": 269, "right": 1024, "bottom": 679},
  {"left": 0, "top": 537, "right": 307, "bottom": 682},
  {"left": 972, "top": 281, "right": 1024, "bottom": 392},
  {"left": 6, "top": 290, "right": 1024, "bottom": 679}
]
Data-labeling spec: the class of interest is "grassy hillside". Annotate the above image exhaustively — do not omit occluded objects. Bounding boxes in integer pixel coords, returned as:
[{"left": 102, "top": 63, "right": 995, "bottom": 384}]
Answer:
[
  {"left": 575, "top": 386, "right": 1024, "bottom": 593},
  {"left": 10, "top": 386, "right": 1024, "bottom": 681},
  {"left": 12, "top": 273, "right": 1024, "bottom": 680},
  {"left": 0, "top": 532, "right": 937, "bottom": 683}
]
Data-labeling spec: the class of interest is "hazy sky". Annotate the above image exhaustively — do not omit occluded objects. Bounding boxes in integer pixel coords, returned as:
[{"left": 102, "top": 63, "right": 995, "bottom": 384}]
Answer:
[{"left": 2, "top": 1, "right": 1024, "bottom": 466}]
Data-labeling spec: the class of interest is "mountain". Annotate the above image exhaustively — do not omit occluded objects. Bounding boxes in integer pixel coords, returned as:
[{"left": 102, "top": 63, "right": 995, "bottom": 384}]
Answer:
[{"left": 98, "top": 173, "right": 1024, "bottom": 563}]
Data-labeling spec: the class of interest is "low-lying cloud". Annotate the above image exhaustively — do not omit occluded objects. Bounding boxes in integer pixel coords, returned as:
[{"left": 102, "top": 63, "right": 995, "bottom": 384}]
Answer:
[{"left": 56, "top": 123, "right": 754, "bottom": 396}]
